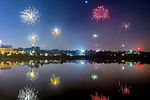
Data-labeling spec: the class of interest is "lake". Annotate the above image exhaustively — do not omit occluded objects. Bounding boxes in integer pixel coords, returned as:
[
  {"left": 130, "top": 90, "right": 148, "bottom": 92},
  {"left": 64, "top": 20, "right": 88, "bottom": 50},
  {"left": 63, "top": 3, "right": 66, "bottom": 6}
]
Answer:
[{"left": 0, "top": 60, "right": 150, "bottom": 100}]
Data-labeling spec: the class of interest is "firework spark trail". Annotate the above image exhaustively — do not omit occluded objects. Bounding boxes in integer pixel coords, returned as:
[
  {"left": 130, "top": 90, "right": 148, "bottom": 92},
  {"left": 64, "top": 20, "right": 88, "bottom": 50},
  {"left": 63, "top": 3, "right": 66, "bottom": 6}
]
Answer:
[
  {"left": 20, "top": 7, "right": 40, "bottom": 24},
  {"left": 17, "top": 86, "right": 38, "bottom": 100},
  {"left": 92, "top": 6, "right": 110, "bottom": 22}
]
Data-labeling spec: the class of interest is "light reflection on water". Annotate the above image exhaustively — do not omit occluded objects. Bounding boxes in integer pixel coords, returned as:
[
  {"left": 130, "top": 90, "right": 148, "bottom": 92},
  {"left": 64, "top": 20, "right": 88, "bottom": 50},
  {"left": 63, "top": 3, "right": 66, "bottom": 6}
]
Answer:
[{"left": 0, "top": 60, "right": 150, "bottom": 100}]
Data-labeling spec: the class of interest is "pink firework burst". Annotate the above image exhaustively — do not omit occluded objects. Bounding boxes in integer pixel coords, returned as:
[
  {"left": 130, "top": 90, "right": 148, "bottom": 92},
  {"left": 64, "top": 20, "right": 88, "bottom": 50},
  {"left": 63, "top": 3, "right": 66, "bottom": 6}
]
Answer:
[
  {"left": 92, "top": 6, "right": 110, "bottom": 22},
  {"left": 91, "top": 92, "right": 109, "bottom": 100}
]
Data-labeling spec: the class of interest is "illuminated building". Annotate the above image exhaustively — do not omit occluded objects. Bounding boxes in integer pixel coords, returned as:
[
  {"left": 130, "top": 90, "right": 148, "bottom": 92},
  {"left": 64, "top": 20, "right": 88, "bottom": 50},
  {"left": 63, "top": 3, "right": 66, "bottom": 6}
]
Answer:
[{"left": 0, "top": 45, "right": 14, "bottom": 55}]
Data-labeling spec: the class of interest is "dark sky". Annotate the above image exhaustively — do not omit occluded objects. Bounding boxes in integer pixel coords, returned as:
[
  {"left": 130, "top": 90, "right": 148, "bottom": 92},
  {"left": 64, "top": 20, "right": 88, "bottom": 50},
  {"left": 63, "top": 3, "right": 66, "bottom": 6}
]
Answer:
[{"left": 0, "top": 0, "right": 150, "bottom": 51}]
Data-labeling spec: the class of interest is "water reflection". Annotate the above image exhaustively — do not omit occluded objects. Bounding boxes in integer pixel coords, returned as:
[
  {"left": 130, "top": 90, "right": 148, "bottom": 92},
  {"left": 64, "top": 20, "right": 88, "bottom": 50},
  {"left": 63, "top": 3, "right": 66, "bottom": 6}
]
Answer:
[
  {"left": 0, "top": 59, "right": 147, "bottom": 69},
  {"left": 26, "top": 69, "right": 38, "bottom": 81},
  {"left": 91, "top": 92, "right": 109, "bottom": 100},
  {"left": 91, "top": 74, "right": 98, "bottom": 80},
  {"left": 50, "top": 74, "right": 60, "bottom": 86},
  {"left": 117, "top": 81, "right": 131, "bottom": 95},
  {"left": 0, "top": 59, "right": 150, "bottom": 99},
  {"left": 17, "top": 86, "right": 38, "bottom": 100}
]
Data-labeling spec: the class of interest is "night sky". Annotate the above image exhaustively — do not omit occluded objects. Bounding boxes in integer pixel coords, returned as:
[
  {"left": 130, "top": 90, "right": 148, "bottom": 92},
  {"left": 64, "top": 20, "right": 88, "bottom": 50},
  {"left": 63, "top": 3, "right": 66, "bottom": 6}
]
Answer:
[{"left": 0, "top": 0, "right": 150, "bottom": 51}]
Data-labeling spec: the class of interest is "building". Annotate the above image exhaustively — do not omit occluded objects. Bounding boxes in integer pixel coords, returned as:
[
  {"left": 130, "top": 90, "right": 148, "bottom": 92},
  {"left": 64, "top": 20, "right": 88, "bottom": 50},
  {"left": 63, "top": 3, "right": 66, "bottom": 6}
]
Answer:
[
  {"left": 0, "top": 45, "right": 14, "bottom": 55},
  {"left": 1, "top": 45, "right": 12, "bottom": 48}
]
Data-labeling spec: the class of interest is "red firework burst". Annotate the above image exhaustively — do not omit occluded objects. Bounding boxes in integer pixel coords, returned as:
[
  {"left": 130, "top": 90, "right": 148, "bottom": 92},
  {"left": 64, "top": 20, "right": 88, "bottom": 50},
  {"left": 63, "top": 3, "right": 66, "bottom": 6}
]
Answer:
[{"left": 92, "top": 6, "right": 110, "bottom": 22}]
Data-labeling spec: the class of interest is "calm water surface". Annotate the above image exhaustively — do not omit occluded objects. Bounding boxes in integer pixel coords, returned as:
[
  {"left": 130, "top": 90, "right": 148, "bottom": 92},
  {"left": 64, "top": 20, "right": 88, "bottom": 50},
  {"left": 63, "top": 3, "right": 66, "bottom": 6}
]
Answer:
[{"left": 0, "top": 60, "right": 150, "bottom": 100}]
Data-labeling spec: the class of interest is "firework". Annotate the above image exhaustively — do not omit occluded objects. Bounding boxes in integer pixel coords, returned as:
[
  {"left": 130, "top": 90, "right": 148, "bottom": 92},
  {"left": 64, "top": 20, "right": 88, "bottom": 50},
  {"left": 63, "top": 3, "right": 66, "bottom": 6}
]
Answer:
[
  {"left": 85, "top": 1, "right": 88, "bottom": 4},
  {"left": 121, "top": 22, "right": 130, "bottom": 30},
  {"left": 91, "top": 74, "right": 98, "bottom": 80},
  {"left": 26, "top": 69, "right": 38, "bottom": 81},
  {"left": 117, "top": 81, "right": 131, "bottom": 95},
  {"left": 0, "top": 40, "right": 2, "bottom": 44},
  {"left": 20, "top": 7, "right": 40, "bottom": 24},
  {"left": 52, "top": 28, "right": 61, "bottom": 38},
  {"left": 92, "top": 6, "right": 110, "bottom": 22},
  {"left": 137, "top": 47, "right": 142, "bottom": 52},
  {"left": 91, "top": 92, "right": 109, "bottom": 100},
  {"left": 17, "top": 86, "right": 38, "bottom": 100},
  {"left": 121, "top": 44, "right": 125, "bottom": 48},
  {"left": 50, "top": 74, "right": 60, "bottom": 86},
  {"left": 28, "top": 33, "right": 39, "bottom": 44},
  {"left": 92, "top": 34, "right": 99, "bottom": 39}
]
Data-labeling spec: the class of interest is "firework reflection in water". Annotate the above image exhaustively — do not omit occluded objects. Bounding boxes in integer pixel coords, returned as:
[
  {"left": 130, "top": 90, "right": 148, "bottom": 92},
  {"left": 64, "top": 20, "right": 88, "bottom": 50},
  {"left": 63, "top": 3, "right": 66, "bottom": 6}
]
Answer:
[
  {"left": 117, "top": 81, "right": 131, "bottom": 95},
  {"left": 17, "top": 86, "right": 38, "bottom": 100},
  {"left": 91, "top": 92, "right": 109, "bottom": 100}
]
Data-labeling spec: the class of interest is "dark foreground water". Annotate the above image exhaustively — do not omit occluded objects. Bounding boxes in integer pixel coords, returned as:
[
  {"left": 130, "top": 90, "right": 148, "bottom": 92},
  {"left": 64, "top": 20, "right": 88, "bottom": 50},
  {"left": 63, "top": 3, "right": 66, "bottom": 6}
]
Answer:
[{"left": 0, "top": 60, "right": 150, "bottom": 100}]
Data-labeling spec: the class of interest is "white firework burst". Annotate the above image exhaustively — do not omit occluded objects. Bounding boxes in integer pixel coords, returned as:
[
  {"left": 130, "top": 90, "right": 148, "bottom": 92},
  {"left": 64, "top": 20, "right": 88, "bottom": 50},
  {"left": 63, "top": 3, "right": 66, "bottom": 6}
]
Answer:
[
  {"left": 20, "top": 7, "right": 40, "bottom": 24},
  {"left": 17, "top": 86, "right": 38, "bottom": 100}
]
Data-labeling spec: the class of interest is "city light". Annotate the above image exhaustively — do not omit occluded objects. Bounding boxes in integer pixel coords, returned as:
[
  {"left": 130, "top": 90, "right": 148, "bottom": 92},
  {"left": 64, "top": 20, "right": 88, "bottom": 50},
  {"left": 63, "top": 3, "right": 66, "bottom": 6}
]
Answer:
[
  {"left": 81, "top": 50, "right": 85, "bottom": 52},
  {"left": 137, "top": 47, "right": 142, "bottom": 52}
]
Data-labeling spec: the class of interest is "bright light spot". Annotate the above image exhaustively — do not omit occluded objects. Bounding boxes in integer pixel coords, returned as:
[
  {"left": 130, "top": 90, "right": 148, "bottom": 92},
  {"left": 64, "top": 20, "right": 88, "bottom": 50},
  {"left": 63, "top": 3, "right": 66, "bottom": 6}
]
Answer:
[
  {"left": 122, "top": 66, "right": 125, "bottom": 71},
  {"left": 81, "top": 50, "right": 85, "bottom": 53},
  {"left": 121, "top": 44, "right": 125, "bottom": 48},
  {"left": 0, "top": 40, "right": 2, "bottom": 44},
  {"left": 92, "top": 34, "right": 99, "bottom": 39},
  {"left": 129, "top": 50, "right": 133, "bottom": 54},
  {"left": 137, "top": 47, "right": 142, "bottom": 52},
  {"left": 52, "top": 28, "right": 61, "bottom": 38},
  {"left": 85, "top": 1, "right": 88, "bottom": 3}
]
